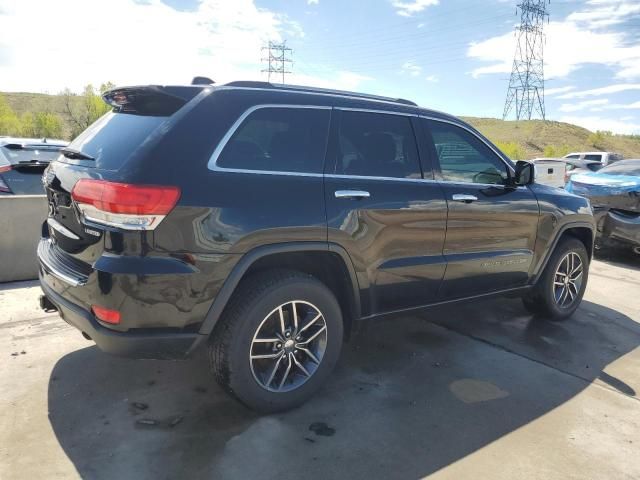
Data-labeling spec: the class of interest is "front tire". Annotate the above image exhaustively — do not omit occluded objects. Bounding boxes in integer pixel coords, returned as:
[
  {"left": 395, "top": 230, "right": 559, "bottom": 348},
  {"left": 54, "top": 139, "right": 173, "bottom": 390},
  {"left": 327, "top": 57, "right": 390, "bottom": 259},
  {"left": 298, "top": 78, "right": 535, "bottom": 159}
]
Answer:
[
  {"left": 522, "top": 237, "right": 589, "bottom": 321},
  {"left": 209, "top": 269, "right": 343, "bottom": 412}
]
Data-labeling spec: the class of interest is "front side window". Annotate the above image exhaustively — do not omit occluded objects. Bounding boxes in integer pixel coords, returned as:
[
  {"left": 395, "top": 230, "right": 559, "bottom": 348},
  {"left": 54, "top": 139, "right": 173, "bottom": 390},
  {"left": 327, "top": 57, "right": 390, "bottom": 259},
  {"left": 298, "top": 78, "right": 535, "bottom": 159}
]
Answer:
[
  {"left": 426, "top": 120, "right": 509, "bottom": 185},
  {"left": 217, "top": 107, "right": 330, "bottom": 173},
  {"left": 335, "top": 111, "right": 421, "bottom": 179},
  {"left": 584, "top": 154, "right": 603, "bottom": 162}
]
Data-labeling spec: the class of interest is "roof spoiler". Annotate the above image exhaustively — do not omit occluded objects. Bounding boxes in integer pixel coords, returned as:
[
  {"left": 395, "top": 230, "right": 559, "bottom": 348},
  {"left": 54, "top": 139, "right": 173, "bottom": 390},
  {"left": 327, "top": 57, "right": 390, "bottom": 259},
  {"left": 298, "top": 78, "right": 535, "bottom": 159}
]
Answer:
[{"left": 102, "top": 85, "right": 204, "bottom": 115}]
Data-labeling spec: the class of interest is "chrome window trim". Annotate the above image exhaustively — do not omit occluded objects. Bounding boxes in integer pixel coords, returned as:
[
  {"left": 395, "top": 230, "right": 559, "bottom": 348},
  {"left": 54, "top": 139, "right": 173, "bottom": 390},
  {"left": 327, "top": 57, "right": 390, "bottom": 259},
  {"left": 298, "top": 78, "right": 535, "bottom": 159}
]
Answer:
[
  {"left": 207, "top": 104, "right": 331, "bottom": 173},
  {"left": 206, "top": 101, "right": 517, "bottom": 186},
  {"left": 326, "top": 173, "right": 434, "bottom": 183}
]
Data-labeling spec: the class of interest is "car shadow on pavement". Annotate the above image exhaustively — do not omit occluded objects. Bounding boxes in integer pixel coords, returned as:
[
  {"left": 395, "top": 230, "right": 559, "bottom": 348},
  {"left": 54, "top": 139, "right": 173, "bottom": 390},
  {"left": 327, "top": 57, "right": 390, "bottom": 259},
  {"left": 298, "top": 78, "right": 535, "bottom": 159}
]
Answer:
[
  {"left": 48, "top": 298, "right": 640, "bottom": 479},
  {"left": 595, "top": 247, "right": 640, "bottom": 271}
]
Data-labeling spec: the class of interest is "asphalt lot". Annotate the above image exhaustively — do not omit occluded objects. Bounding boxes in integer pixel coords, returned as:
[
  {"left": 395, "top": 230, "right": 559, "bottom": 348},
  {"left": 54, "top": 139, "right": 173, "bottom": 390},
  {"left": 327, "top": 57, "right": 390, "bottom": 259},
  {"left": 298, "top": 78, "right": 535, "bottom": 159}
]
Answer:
[{"left": 1, "top": 251, "right": 639, "bottom": 480}]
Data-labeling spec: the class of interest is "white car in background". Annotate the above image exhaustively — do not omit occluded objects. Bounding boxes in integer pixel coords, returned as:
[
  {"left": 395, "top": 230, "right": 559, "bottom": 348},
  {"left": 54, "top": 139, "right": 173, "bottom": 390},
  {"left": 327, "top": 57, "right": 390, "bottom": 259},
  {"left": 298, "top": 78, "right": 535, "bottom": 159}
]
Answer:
[
  {"left": 563, "top": 158, "right": 604, "bottom": 183},
  {"left": 563, "top": 151, "right": 623, "bottom": 166}
]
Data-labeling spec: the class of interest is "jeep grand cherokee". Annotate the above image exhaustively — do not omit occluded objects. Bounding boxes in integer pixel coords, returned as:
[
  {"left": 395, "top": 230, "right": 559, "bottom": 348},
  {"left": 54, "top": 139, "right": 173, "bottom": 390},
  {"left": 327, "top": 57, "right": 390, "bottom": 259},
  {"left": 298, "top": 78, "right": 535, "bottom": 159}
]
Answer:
[{"left": 38, "top": 80, "right": 595, "bottom": 412}]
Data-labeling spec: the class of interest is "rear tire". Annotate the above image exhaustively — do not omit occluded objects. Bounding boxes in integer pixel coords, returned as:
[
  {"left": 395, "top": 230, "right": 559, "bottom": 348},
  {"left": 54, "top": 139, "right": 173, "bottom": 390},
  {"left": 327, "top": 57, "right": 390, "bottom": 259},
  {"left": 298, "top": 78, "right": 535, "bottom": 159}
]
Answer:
[
  {"left": 209, "top": 269, "right": 343, "bottom": 412},
  {"left": 522, "top": 237, "right": 589, "bottom": 321}
]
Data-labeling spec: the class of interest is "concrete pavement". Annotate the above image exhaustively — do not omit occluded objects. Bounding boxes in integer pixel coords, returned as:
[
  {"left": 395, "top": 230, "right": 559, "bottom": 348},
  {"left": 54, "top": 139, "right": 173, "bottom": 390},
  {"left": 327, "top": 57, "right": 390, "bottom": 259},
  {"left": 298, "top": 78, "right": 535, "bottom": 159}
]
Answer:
[{"left": 1, "top": 252, "right": 639, "bottom": 479}]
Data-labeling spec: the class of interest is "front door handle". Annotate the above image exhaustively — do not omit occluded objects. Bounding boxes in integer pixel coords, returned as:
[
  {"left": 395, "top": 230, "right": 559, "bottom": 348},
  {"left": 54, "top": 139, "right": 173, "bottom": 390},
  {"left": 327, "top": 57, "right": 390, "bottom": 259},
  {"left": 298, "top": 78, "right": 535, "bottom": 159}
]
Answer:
[
  {"left": 335, "top": 190, "right": 371, "bottom": 199},
  {"left": 452, "top": 194, "right": 478, "bottom": 203}
]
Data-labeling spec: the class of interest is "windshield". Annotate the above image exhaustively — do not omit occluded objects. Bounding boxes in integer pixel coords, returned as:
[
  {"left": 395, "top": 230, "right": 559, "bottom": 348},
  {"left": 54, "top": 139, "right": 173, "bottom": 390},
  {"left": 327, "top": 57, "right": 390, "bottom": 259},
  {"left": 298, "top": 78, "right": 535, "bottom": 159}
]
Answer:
[
  {"left": 63, "top": 112, "right": 169, "bottom": 170},
  {"left": 598, "top": 161, "right": 640, "bottom": 176}
]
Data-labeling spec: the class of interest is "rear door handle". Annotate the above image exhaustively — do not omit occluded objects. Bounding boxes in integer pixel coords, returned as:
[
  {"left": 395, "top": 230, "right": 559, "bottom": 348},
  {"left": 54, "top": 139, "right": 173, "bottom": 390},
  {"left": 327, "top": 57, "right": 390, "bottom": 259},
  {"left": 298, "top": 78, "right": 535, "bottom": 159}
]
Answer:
[
  {"left": 335, "top": 190, "right": 370, "bottom": 199},
  {"left": 452, "top": 194, "right": 478, "bottom": 203}
]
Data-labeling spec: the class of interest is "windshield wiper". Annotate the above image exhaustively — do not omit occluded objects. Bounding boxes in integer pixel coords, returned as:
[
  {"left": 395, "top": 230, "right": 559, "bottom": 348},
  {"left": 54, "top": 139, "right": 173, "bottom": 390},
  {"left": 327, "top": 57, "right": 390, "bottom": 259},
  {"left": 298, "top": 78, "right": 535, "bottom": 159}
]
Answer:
[{"left": 61, "top": 147, "right": 95, "bottom": 161}]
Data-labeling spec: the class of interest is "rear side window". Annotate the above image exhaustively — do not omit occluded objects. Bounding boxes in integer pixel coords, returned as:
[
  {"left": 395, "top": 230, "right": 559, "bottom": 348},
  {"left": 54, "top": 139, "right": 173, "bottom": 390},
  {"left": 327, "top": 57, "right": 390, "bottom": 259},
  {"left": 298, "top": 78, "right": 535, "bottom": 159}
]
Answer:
[
  {"left": 584, "top": 154, "right": 603, "bottom": 162},
  {"left": 64, "top": 112, "right": 168, "bottom": 170},
  {"left": 217, "top": 107, "right": 330, "bottom": 174},
  {"left": 335, "top": 111, "right": 420, "bottom": 179}
]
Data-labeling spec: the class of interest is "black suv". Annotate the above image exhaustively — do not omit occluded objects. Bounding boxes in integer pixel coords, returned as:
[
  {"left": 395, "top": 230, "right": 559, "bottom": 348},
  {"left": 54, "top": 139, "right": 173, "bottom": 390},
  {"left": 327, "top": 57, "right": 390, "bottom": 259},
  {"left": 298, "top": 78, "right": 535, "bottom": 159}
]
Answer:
[{"left": 38, "top": 81, "right": 595, "bottom": 411}]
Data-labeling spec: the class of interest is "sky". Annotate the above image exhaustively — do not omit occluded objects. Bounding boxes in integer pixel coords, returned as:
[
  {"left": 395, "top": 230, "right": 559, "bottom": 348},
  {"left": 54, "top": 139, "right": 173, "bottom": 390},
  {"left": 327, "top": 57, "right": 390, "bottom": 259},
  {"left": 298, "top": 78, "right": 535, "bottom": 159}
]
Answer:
[{"left": 0, "top": 0, "right": 639, "bottom": 134}]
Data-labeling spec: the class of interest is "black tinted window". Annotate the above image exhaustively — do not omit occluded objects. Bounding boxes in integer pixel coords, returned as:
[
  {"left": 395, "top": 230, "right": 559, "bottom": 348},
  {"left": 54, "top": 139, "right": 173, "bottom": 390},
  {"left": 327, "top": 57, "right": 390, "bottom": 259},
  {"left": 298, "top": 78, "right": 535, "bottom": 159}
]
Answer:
[
  {"left": 427, "top": 120, "right": 509, "bottom": 185},
  {"left": 64, "top": 112, "right": 168, "bottom": 170},
  {"left": 584, "top": 154, "right": 603, "bottom": 162},
  {"left": 335, "top": 111, "right": 420, "bottom": 179},
  {"left": 217, "top": 107, "right": 330, "bottom": 173}
]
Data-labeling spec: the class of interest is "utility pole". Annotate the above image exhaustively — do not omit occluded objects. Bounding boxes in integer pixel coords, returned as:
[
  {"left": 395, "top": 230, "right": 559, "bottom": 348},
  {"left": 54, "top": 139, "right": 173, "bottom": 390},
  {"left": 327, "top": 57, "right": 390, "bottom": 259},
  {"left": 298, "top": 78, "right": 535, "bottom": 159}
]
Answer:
[
  {"left": 261, "top": 41, "right": 293, "bottom": 84},
  {"left": 503, "top": 0, "right": 549, "bottom": 121}
]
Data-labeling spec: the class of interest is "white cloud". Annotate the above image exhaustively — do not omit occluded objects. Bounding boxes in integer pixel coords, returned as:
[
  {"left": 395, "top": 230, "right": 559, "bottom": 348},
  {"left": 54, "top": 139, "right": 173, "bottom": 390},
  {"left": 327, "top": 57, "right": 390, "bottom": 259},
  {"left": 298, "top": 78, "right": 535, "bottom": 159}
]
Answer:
[
  {"left": 0, "top": 0, "right": 312, "bottom": 93},
  {"left": 425, "top": 74, "right": 438, "bottom": 83},
  {"left": 559, "top": 115, "right": 640, "bottom": 135},
  {"left": 390, "top": 0, "right": 439, "bottom": 17},
  {"left": 558, "top": 98, "right": 609, "bottom": 112},
  {"left": 467, "top": 2, "right": 640, "bottom": 81},
  {"left": 556, "top": 83, "right": 640, "bottom": 99},
  {"left": 401, "top": 61, "right": 422, "bottom": 77},
  {"left": 307, "top": 0, "right": 319, "bottom": 5},
  {"left": 545, "top": 86, "right": 576, "bottom": 96},
  {"left": 567, "top": 0, "right": 640, "bottom": 28}
]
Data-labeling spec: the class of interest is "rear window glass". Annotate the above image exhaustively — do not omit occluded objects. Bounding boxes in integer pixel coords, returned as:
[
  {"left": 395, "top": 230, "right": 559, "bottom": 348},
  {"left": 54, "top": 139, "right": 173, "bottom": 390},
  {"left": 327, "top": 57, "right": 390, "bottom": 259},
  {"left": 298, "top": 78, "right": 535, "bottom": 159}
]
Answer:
[
  {"left": 63, "top": 112, "right": 168, "bottom": 170},
  {"left": 2, "top": 146, "right": 62, "bottom": 164},
  {"left": 217, "top": 107, "right": 330, "bottom": 174}
]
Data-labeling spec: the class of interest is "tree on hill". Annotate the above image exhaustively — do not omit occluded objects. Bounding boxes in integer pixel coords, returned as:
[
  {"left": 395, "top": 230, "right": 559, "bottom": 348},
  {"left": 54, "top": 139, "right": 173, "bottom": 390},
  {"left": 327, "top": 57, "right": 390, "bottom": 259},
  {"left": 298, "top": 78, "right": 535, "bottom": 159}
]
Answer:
[
  {"left": 62, "top": 82, "right": 114, "bottom": 138},
  {"left": 0, "top": 94, "right": 64, "bottom": 139}
]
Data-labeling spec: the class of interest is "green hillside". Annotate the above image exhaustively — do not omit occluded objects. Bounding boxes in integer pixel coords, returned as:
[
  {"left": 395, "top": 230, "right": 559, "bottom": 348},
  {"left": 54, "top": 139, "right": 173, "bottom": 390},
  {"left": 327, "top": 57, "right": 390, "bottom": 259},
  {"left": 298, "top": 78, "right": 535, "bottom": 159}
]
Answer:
[
  {"left": 462, "top": 117, "right": 640, "bottom": 160},
  {"left": 2, "top": 91, "right": 639, "bottom": 159}
]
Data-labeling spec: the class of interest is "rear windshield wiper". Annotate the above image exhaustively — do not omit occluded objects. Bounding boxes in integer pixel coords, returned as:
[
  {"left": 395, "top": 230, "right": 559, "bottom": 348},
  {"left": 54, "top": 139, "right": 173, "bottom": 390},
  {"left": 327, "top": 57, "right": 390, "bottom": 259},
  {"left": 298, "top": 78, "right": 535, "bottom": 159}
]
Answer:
[{"left": 61, "top": 147, "right": 95, "bottom": 161}]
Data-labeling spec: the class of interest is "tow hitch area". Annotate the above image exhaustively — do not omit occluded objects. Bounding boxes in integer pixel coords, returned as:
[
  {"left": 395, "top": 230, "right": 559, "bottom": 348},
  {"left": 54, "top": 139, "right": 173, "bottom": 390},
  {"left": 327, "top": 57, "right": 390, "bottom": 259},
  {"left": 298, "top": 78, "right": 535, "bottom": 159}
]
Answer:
[{"left": 39, "top": 294, "right": 58, "bottom": 313}]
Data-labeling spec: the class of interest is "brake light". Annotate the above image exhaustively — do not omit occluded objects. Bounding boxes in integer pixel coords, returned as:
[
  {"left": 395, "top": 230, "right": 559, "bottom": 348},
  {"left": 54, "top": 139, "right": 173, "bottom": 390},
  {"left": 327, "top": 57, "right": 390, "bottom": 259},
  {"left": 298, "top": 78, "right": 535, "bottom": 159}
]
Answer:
[
  {"left": 71, "top": 179, "right": 180, "bottom": 230},
  {"left": 0, "top": 166, "right": 11, "bottom": 193},
  {"left": 92, "top": 305, "right": 121, "bottom": 324}
]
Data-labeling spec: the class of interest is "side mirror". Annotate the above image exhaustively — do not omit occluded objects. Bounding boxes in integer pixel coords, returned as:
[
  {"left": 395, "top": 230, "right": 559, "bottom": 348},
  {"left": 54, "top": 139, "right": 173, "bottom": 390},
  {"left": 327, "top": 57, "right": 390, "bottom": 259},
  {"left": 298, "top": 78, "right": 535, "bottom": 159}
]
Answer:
[{"left": 514, "top": 160, "right": 535, "bottom": 186}]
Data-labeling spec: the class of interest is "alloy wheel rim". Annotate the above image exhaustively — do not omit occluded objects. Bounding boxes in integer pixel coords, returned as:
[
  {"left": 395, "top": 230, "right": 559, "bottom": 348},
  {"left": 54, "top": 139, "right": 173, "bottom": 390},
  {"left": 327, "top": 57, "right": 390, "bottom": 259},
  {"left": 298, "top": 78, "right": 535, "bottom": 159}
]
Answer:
[
  {"left": 249, "top": 300, "right": 328, "bottom": 393},
  {"left": 553, "top": 252, "right": 584, "bottom": 308}
]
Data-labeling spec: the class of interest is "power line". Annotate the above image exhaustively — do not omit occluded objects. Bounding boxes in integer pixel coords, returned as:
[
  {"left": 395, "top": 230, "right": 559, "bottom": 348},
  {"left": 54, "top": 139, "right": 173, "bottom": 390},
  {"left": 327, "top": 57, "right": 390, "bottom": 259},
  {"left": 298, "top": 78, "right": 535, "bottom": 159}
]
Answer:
[
  {"left": 261, "top": 41, "right": 293, "bottom": 84},
  {"left": 503, "top": 0, "right": 550, "bottom": 121}
]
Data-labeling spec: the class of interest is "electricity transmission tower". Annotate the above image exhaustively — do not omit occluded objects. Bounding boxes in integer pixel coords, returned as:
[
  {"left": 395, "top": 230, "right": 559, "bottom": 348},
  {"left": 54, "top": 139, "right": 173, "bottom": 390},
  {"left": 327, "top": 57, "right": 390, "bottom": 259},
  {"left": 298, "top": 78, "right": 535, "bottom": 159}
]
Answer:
[
  {"left": 503, "top": 0, "right": 550, "bottom": 121},
  {"left": 261, "top": 41, "right": 292, "bottom": 84}
]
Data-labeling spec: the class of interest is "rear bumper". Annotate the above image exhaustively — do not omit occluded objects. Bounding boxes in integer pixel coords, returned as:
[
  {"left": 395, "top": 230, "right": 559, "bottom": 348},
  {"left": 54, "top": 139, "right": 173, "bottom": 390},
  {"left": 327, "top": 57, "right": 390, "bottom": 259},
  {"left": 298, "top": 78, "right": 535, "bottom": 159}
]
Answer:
[{"left": 39, "top": 272, "right": 206, "bottom": 360}]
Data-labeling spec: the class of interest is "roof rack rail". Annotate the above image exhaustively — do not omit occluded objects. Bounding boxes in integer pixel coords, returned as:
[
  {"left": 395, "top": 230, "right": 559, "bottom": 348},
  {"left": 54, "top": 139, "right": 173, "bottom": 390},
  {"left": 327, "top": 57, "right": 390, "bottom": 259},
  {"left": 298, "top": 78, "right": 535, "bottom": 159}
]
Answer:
[{"left": 223, "top": 81, "right": 417, "bottom": 106}]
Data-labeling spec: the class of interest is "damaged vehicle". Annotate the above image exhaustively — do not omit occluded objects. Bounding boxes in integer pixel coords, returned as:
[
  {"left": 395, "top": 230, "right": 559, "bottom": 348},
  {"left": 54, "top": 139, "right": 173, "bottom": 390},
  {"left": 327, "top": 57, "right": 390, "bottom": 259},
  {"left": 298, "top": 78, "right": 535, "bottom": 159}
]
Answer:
[{"left": 567, "top": 159, "right": 640, "bottom": 254}]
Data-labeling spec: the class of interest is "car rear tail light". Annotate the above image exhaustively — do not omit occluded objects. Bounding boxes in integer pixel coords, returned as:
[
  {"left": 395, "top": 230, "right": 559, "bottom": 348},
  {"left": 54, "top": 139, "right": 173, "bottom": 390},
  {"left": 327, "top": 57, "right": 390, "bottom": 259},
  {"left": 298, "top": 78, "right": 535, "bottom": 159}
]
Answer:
[
  {"left": 92, "top": 305, "right": 121, "bottom": 324},
  {"left": 0, "top": 166, "right": 11, "bottom": 192},
  {"left": 71, "top": 179, "right": 180, "bottom": 230}
]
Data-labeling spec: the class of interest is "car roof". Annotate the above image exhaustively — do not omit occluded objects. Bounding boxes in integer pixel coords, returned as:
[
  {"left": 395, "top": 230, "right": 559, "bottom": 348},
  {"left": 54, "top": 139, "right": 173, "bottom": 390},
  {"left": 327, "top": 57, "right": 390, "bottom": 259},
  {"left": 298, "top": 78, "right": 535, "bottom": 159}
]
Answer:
[
  {"left": 0, "top": 137, "right": 68, "bottom": 148},
  {"left": 213, "top": 80, "right": 461, "bottom": 123},
  {"left": 565, "top": 152, "right": 614, "bottom": 156}
]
